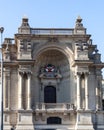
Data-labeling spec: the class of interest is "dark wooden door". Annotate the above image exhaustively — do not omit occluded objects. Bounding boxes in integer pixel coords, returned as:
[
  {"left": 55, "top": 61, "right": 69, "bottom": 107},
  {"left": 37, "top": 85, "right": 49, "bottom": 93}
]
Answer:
[{"left": 44, "top": 86, "right": 56, "bottom": 103}]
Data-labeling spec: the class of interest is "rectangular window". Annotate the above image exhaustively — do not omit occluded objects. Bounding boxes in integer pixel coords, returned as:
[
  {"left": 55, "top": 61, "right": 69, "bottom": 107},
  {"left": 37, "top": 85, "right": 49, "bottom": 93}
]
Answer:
[{"left": 102, "top": 99, "right": 104, "bottom": 110}]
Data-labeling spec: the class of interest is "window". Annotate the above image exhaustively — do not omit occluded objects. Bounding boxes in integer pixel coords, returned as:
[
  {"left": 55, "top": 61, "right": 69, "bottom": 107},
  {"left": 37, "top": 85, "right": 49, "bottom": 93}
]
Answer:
[
  {"left": 47, "top": 117, "right": 61, "bottom": 124},
  {"left": 102, "top": 99, "right": 104, "bottom": 110},
  {"left": 44, "top": 86, "right": 56, "bottom": 103}
]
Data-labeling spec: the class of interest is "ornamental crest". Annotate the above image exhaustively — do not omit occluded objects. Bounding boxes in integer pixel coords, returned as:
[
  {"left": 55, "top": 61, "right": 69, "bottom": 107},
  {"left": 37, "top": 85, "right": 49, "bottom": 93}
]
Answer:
[
  {"left": 44, "top": 64, "right": 55, "bottom": 72},
  {"left": 39, "top": 64, "right": 62, "bottom": 79}
]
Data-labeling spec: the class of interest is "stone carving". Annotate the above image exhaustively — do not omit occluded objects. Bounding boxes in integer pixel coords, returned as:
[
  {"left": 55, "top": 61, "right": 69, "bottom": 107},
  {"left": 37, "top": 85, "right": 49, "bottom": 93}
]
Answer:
[
  {"left": 39, "top": 64, "right": 62, "bottom": 89},
  {"left": 75, "top": 16, "right": 84, "bottom": 28},
  {"left": 48, "top": 37, "right": 58, "bottom": 43},
  {"left": 75, "top": 43, "right": 88, "bottom": 51},
  {"left": 39, "top": 64, "right": 62, "bottom": 79},
  {"left": 19, "top": 65, "right": 32, "bottom": 76},
  {"left": 20, "top": 40, "right": 31, "bottom": 52}
]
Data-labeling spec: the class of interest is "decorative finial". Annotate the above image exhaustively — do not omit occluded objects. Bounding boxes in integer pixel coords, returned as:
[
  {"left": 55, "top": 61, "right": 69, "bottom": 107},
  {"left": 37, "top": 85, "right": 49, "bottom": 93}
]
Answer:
[
  {"left": 76, "top": 16, "right": 82, "bottom": 23},
  {"left": 23, "top": 14, "right": 28, "bottom": 19},
  {"left": 75, "top": 15, "right": 83, "bottom": 28},
  {"left": 21, "top": 15, "right": 30, "bottom": 27}
]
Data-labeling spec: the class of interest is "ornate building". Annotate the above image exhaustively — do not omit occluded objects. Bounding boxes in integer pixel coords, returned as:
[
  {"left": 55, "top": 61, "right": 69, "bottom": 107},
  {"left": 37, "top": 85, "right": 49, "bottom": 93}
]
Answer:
[{"left": 2, "top": 16, "right": 104, "bottom": 130}]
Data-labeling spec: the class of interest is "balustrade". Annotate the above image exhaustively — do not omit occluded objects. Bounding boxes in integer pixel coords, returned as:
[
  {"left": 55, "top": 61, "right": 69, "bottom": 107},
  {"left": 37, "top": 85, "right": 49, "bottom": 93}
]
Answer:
[
  {"left": 31, "top": 28, "right": 74, "bottom": 35},
  {"left": 35, "top": 103, "right": 75, "bottom": 113}
]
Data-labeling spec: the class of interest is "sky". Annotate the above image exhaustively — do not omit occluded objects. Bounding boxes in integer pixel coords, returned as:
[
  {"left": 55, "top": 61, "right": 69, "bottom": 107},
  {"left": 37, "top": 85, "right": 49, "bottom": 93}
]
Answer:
[{"left": 0, "top": 0, "right": 104, "bottom": 75}]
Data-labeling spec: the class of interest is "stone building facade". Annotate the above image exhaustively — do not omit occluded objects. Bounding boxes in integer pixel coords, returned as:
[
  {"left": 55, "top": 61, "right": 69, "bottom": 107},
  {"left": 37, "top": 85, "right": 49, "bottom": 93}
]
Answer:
[{"left": 2, "top": 16, "right": 104, "bottom": 130}]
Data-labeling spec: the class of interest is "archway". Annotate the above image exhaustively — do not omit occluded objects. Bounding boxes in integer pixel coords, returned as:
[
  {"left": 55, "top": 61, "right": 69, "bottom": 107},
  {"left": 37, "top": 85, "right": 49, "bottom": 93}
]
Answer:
[{"left": 33, "top": 49, "right": 71, "bottom": 103}]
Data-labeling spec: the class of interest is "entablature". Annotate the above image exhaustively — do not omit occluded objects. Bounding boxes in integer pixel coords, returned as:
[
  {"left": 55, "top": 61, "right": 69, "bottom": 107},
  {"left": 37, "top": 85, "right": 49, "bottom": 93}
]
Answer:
[
  {"left": 3, "top": 60, "right": 34, "bottom": 67},
  {"left": 15, "top": 33, "right": 91, "bottom": 40},
  {"left": 91, "top": 63, "right": 104, "bottom": 69}
]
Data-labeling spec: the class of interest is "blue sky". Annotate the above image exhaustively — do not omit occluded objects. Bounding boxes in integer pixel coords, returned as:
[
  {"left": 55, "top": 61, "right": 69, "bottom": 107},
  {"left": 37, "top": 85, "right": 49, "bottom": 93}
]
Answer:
[{"left": 0, "top": 0, "right": 104, "bottom": 75}]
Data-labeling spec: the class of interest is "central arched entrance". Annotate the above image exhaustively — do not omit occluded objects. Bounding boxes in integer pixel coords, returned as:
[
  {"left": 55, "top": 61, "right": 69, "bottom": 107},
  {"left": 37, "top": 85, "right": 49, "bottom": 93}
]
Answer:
[
  {"left": 44, "top": 86, "right": 56, "bottom": 103},
  {"left": 33, "top": 49, "right": 71, "bottom": 103}
]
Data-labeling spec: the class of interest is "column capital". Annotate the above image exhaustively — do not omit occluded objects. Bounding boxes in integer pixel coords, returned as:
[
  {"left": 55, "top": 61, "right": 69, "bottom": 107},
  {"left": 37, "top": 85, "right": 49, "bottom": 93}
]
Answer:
[
  {"left": 77, "top": 72, "right": 81, "bottom": 76},
  {"left": 77, "top": 72, "right": 89, "bottom": 77},
  {"left": 19, "top": 71, "right": 24, "bottom": 77},
  {"left": 84, "top": 72, "right": 89, "bottom": 76},
  {"left": 27, "top": 71, "right": 32, "bottom": 77},
  {"left": 19, "top": 70, "right": 32, "bottom": 76}
]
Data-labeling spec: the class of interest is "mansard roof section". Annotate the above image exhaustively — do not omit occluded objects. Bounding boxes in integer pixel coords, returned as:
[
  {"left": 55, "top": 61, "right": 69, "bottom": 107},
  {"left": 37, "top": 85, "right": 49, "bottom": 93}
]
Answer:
[{"left": 17, "top": 16, "right": 88, "bottom": 36}]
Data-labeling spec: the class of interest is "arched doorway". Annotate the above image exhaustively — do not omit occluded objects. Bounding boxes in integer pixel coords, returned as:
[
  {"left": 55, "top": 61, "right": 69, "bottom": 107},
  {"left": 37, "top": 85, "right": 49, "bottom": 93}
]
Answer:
[{"left": 44, "top": 86, "right": 56, "bottom": 103}]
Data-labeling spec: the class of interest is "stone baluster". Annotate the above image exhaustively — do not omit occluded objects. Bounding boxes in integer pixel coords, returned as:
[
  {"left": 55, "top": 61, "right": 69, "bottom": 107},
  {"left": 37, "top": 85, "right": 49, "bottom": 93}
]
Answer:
[{"left": 42, "top": 103, "right": 45, "bottom": 110}]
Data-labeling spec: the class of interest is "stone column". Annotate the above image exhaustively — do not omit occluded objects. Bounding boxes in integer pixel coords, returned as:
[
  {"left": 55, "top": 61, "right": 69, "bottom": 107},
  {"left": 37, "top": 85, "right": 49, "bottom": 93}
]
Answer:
[
  {"left": 18, "top": 72, "right": 23, "bottom": 109},
  {"left": 96, "top": 76, "right": 102, "bottom": 110},
  {"left": 99, "top": 79, "right": 102, "bottom": 110},
  {"left": 7, "top": 71, "right": 10, "bottom": 109},
  {"left": 77, "top": 72, "right": 81, "bottom": 110},
  {"left": 85, "top": 72, "right": 89, "bottom": 110},
  {"left": 4, "top": 69, "right": 10, "bottom": 109},
  {"left": 3, "top": 69, "right": 6, "bottom": 109},
  {"left": 96, "top": 83, "right": 99, "bottom": 110},
  {"left": 27, "top": 72, "right": 31, "bottom": 110}
]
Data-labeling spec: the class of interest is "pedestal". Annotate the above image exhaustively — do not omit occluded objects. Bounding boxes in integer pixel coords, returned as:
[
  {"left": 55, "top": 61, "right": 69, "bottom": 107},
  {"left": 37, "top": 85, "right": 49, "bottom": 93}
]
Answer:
[
  {"left": 75, "top": 110, "right": 94, "bottom": 130},
  {"left": 16, "top": 110, "right": 34, "bottom": 130}
]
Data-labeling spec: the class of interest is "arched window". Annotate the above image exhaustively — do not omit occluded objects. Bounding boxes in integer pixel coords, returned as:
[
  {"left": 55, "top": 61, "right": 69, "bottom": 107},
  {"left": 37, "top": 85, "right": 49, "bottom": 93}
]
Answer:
[
  {"left": 44, "top": 86, "right": 56, "bottom": 103},
  {"left": 47, "top": 117, "right": 61, "bottom": 124}
]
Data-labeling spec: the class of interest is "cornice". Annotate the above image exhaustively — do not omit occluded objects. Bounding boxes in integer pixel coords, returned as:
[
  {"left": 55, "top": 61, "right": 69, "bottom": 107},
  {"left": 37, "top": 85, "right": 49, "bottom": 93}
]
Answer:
[
  {"left": 91, "top": 62, "right": 104, "bottom": 68},
  {"left": 72, "top": 60, "right": 104, "bottom": 69},
  {"left": 71, "top": 60, "right": 93, "bottom": 67},
  {"left": 2, "top": 60, "right": 35, "bottom": 67}
]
